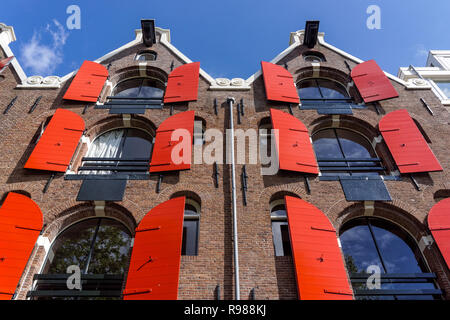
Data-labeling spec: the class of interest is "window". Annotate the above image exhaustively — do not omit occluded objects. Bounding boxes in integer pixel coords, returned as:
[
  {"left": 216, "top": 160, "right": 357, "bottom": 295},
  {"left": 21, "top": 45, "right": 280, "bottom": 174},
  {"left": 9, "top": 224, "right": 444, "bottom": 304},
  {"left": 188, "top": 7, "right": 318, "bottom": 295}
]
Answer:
[
  {"left": 113, "top": 77, "right": 164, "bottom": 99},
  {"left": 433, "top": 81, "right": 450, "bottom": 99},
  {"left": 270, "top": 200, "right": 291, "bottom": 257},
  {"left": 312, "top": 128, "right": 384, "bottom": 176},
  {"left": 181, "top": 200, "right": 200, "bottom": 256},
  {"left": 340, "top": 217, "right": 441, "bottom": 300},
  {"left": 298, "top": 78, "right": 350, "bottom": 104},
  {"left": 259, "top": 118, "right": 273, "bottom": 167},
  {"left": 80, "top": 128, "right": 153, "bottom": 174},
  {"left": 193, "top": 118, "right": 206, "bottom": 146},
  {"left": 135, "top": 51, "right": 157, "bottom": 62},
  {"left": 302, "top": 51, "right": 326, "bottom": 63},
  {"left": 31, "top": 218, "right": 132, "bottom": 299}
]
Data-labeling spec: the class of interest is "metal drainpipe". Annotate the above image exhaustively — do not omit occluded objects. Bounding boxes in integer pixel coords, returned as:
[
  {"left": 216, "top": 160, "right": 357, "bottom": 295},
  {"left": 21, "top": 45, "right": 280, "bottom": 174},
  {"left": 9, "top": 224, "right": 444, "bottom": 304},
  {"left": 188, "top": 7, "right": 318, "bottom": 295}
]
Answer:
[{"left": 227, "top": 97, "right": 240, "bottom": 300}]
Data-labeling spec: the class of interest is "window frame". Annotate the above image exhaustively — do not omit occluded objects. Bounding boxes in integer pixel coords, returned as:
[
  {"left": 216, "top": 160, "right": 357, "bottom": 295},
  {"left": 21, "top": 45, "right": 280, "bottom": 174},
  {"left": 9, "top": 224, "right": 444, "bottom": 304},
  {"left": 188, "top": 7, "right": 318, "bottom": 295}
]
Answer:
[
  {"left": 135, "top": 50, "right": 157, "bottom": 62},
  {"left": 270, "top": 199, "right": 292, "bottom": 257},
  {"left": 181, "top": 198, "right": 200, "bottom": 256},
  {"left": 312, "top": 127, "right": 386, "bottom": 177}
]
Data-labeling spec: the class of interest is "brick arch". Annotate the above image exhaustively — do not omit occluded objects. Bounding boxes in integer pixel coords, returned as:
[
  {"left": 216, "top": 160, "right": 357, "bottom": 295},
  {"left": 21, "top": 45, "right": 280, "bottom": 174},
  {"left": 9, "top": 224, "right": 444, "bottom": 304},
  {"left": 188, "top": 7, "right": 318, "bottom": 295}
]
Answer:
[
  {"left": 333, "top": 201, "right": 450, "bottom": 298},
  {"left": 257, "top": 184, "right": 308, "bottom": 207},
  {"left": 193, "top": 111, "right": 216, "bottom": 129},
  {"left": 15, "top": 202, "right": 136, "bottom": 300}
]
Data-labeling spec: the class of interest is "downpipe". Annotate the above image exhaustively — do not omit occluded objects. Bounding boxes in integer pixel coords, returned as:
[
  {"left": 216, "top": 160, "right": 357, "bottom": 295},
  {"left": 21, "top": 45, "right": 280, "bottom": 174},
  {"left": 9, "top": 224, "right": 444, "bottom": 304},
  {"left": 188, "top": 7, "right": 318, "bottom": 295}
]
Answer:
[{"left": 227, "top": 97, "right": 240, "bottom": 300}]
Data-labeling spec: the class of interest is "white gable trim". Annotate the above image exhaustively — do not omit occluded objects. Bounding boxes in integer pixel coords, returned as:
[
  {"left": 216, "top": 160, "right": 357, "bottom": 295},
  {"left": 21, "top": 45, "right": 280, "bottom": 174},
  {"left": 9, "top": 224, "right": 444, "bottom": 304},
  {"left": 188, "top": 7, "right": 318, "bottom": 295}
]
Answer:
[{"left": 245, "top": 29, "right": 419, "bottom": 90}]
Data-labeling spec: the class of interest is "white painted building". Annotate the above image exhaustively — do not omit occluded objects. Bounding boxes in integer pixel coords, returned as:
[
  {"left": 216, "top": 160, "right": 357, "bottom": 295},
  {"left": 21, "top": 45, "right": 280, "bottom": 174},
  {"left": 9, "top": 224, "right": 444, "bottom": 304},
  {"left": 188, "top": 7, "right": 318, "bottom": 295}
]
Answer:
[{"left": 398, "top": 50, "right": 450, "bottom": 108}]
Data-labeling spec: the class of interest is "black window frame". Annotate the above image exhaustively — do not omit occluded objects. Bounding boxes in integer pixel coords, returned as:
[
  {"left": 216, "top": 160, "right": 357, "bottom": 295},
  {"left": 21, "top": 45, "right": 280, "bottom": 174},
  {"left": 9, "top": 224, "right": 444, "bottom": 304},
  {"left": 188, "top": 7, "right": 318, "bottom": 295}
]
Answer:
[
  {"left": 270, "top": 202, "right": 292, "bottom": 257},
  {"left": 181, "top": 201, "right": 200, "bottom": 256}
]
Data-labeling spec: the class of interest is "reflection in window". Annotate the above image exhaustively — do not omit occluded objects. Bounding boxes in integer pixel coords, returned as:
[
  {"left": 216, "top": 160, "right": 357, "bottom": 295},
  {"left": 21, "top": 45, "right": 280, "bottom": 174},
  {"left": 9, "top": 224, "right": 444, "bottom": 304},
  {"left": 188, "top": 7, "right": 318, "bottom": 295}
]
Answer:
[
  {"left": 434, "top": 81, "right": 450, "bottom": 98},
  {"left": 270, "top": 202, "right": 291, "bottom": 257},
  {"left": 181, "top": 201, "right": 200, "bottom": 256},
  {"left": 302, "top": 51, "right": 326, "bottom": 63},
  {"left": 312, "top": 128, "right": 383, "bottom": 176},
  {"left": 35, "top": 218, "right": 132, "bottom": 300},
  {"left": 259, "top": 119, "right": 273, "bottom": 167},
  {"left": 113, "top": 78, "right": 164, "bottom": 99},
  {"left": 340, "top": 217, "right": 440, "bottom": 300},
  {"left": 298, "top": 78, "right": 350, "bottom": 104},
  {"left": 81, "top": 128, "right": 153, "bottom": 174}
]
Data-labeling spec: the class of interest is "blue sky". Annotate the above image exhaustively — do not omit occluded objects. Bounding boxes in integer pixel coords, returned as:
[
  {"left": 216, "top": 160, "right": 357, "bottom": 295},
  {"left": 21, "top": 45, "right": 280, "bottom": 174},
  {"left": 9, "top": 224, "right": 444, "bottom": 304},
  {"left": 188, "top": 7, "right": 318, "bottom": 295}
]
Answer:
[{"left": 2, "top": 0, "right": 450, "bottom": 79}]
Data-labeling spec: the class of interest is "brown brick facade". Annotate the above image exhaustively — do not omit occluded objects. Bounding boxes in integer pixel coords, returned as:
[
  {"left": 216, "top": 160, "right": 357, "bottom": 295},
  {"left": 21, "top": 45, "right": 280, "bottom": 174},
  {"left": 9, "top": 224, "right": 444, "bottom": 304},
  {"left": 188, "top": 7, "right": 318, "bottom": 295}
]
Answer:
[{"left": 0, "top": 27, "right": 449, "bottom": 300}]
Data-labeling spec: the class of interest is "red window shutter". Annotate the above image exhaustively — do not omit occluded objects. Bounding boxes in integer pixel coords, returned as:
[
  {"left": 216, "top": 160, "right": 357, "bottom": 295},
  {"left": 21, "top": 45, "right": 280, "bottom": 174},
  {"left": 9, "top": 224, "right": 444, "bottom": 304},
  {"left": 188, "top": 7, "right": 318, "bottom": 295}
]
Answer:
[
  {"left": 63, "top": 60, "right": 108, "bottom": 102},
  {"left": 351, "top": 60, "right": 399, "bottom": 103},
  {"left": 0, "top": 193, "right": 43, "bottom": 300},
  {"left": 123, "top": 197, "right": 185, "bottom": 300},
  {"left": 428, "top": 198, "right": 450, "bottom": 268},
  {"left": 24, "top": 109, "right": 85, "bottom": 172},
  {"left": 270, "top": 108, "right": 318, "bottom": 174},
  {"left": 379, "top": 109, "right": 442, "bottom": 174},
  {"left": 0, "top": 56, "right": 14, "bottom": 73},
  {"left": 150, "top": 111, "right": 194, "bottom": 173},
  {"left": 261, "top": 61, "right": 300, "bottom": 104},
  {"left": 285, "top": 196, "right": 353, "bottom": 300},
  {"left": 163, "top": 62, "right": 200, "bottom": 104}
]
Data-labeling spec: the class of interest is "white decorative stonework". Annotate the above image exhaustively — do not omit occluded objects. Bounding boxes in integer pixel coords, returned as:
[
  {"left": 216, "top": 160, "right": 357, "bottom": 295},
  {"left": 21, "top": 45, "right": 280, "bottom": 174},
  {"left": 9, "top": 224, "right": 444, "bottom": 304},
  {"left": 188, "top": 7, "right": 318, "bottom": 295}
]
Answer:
[
  {"left": 216, "top": 78, "right": 231, "bottom": 86},
  {"left": 411, "top": 78, "right": 428, "bottom": 86},
  {"left": 210, "top": 77, "right": 250, "bottom": 90},
  {"left": 26, "top": 76, "right": 44, "bottom": 85},
  {"left": 19, "top": 75, "right": 62, "bottom": 88},
  {"left": 230, "top": 78, "right": 245, "bottom": 86}
]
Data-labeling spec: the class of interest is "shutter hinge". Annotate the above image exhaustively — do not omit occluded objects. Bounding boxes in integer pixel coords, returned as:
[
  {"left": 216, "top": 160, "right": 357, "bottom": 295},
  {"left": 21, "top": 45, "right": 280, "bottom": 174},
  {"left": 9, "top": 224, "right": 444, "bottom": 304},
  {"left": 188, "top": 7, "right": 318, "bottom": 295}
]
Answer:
[{"left": 418, "top": 235, "right": 434, "bottom": 253}]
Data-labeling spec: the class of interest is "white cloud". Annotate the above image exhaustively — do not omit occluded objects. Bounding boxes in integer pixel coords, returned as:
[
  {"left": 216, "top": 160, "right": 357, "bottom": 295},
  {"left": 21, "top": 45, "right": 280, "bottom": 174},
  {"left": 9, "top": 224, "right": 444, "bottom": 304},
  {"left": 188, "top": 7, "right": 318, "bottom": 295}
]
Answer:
[{"left": 20, "top": 19, "right": 69, "bottom": 76}]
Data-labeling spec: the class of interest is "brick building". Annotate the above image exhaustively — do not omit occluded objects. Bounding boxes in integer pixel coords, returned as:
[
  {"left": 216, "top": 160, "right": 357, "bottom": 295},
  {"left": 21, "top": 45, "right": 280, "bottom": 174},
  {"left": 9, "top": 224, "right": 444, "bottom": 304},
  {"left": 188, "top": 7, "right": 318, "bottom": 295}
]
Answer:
[{"left": 0, "top": 20, "right": 449, "bottom": 300}]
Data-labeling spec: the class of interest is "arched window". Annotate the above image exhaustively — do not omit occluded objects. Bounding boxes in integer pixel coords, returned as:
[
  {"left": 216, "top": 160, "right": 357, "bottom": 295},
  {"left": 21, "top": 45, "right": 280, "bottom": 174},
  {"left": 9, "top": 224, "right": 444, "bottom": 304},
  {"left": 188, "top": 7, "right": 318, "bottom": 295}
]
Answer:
[
  {"left": 113, "top": 77, "right": 164, "bottom": 99},
  {"left": 259, "top": 118, "right": 273, "bottom": 167},
  {"left": 33, "top": 218, "right": 132, "bottom": 299},
  {"left": 298, "top": 78, "right": 350, "bottom": 104},
  {"left": 135, "top": 51, "right": 157, "bottom": 62},
  {"left": 270, "top": 200, "right": 291, "bottom": 257},
  {"left": 312, "top": 128, "right": 384, "bottom": 176},
  {"left": 80, "top": 128, "right": 153, "bottom": 174},
  {"left": 302, "top": 51, "right": 326, "bottom": 63},
  {"left": 340, "top": 217, "right": 441, "bottom": 300},
  {"left": 182, "top": 199, "right": 200, "bottom": 256}
]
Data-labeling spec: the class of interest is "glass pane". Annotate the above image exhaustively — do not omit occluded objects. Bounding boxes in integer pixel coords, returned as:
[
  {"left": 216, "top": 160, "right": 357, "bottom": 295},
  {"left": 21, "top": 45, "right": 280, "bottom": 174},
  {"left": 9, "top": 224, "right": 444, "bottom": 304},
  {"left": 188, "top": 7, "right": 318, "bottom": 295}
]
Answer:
[
  {"left": 316, "top": 79, "right": 349, "bottom": 100},
  {"left": 271, "top": 207, "right": 287, "bottom": 218},
  {"left": 297, "top": 79, "right": 322, "bottom": 99},
  {"left": 312, "top": 129, "right": 344, "bottom": 159},
  {"left": 340, "top": 224, "right": 384, "bottom": 274},
  {"left": 182, "top": 220, "right": 199, "bottom": 256},
  {"left": 370, "top": 221, "right": 426, "bottom": 274},
  {"left": 87, "top": 219, "right": 132, "bottom": 274},
  {"left": 113, "top": 78, "right": 163, "bottom": 98},
  {"left": 139, "top": 79, "right": 164, "bottom": 98},
  {"left": 119, "top": 129, "right": 153, "bottom": 159},
  {"left": 113, "top": 78, "right": 143, "bottom": 97},
  {"left": 335, "top": 129, "right": 380, "bottom": 176},
  {"left": 434, "top": 81, "right": 450, "bottom": 98},
  {"left": 44, "top": 219, "right": 99, "bottom": 274},
  {"left": 280, "top": 224, "right": 292, "bottom": 256}
]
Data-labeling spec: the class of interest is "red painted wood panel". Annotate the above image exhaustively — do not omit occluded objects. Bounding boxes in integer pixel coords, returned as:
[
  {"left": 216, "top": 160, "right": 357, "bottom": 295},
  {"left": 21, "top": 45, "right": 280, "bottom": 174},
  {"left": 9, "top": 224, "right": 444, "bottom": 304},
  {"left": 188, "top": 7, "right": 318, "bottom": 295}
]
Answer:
[
  {"left": 0, "top": 56, "right": 14, "bottom": 73},
  {"left": 163, "top": 62, "right": 200, "bottom": 103},
  {"left": 24, "top": 109, "right": 85, "bottom": 172},
  {"left": 150, "top": 111, "right": 194, "bottom": 173},
  {"left": 285, "top": 196, "right": 353, "bottom": 300},
  {"left": 270, "top": 108, "right": 318, "bottom": 174},
  {"left": 428, "top": 198, "right": 450, "bottom": 268},
  {"left": 123, "top": 197, "right": 185, "bottom": 300},
  {"left": 351, "top": 60, "right": 399, "bottom": 103},
  {"left": 63, "top": 60, "right": 108, "bottom": 102},
  {"left": 261, "top": 61, "right": 300, "bottom": 104},
  {"left": 379, "top": 109, "right": 442, "bottom": 173},
  {"left": 0, "top": 193, "right": 43, "bottom": 300}
]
